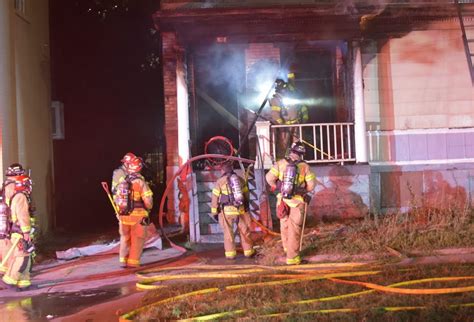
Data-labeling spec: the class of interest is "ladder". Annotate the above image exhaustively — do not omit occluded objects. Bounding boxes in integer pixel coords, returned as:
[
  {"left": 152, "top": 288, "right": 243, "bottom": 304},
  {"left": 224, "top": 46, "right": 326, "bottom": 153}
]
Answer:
[{"left": 455, "top": 0, "right": 474, "bottom": 84}]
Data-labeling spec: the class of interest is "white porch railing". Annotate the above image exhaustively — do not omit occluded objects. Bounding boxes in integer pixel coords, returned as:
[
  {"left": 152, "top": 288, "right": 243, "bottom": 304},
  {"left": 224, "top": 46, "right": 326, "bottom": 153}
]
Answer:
[{"left": 256, "top": 121, "right": 356, "bottom": 169}]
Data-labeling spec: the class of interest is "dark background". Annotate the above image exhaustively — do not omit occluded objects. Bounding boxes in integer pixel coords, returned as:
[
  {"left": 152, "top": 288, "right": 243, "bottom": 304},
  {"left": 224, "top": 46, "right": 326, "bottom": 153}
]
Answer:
[{"left": 50, "top": 0, "right": 164, "bottom": 233}]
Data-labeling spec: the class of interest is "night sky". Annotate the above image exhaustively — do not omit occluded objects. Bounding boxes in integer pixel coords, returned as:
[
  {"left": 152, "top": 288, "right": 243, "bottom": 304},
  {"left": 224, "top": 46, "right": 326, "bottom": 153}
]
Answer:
[{"left": 50, "top": 0, "right": 163, "bottom": 232}]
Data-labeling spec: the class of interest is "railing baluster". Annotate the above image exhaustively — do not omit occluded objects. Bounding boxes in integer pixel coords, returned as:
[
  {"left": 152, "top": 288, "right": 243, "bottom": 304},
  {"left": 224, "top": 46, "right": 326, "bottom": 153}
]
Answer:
[
  {"left": 319, "top": 125, "right": 323, "bottom": 160},
  {"left": 340, "top": 124, "right": 344, "bottom": 162},
  {"left": 271, "top": 127, "right": 276, "bottom": 162},
  {"left": 333, "top": 124, "right": 338, "bottom": 160},
  {"left": 347, "top": 124, "right": 352, "bottom": 159},
  {"left": 326, "top": 125, "right": 330, "bottom": 160},
  {"left": 312, "top": 125, "right": 317, "bottom": 160}
]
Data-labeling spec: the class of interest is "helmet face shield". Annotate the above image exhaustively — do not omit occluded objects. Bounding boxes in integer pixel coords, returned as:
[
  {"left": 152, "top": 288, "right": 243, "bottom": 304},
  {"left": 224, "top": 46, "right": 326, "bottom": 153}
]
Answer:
[{"left": 290, "top": 141, "right": 306, "bottom": 155}]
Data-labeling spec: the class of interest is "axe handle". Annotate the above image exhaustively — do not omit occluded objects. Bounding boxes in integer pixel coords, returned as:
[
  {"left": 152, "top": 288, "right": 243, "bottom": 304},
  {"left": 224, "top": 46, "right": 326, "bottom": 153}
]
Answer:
[{"left": 101, "top": 182, "right": 120, "bottom": 219}]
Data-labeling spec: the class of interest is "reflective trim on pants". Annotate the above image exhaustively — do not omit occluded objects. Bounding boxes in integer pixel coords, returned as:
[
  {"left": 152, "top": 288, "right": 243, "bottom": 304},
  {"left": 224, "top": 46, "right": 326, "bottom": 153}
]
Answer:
[
  {"left": 286, "top": 255, "right": 301, "bottom": 265},
  {"left": 244, "top": 249, "right": 255, "bottom": 257},
  {"left": 225, "top": 251, "right": 236, "bottom": 259}
]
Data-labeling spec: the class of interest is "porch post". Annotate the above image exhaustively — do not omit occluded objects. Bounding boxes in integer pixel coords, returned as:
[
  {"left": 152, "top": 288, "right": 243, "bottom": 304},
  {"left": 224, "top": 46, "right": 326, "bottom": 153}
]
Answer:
[
  {"left": 353, "top": 42, "right": 368, "bottom": 163},
  {"left": 0, "top": 1, "right": 17, "bottom": 173},
  {"left": 176, "top": 57, "right": 190, "bottom": 164},
  {"left": 255, "top": 121, "right": 272, "bottom": 169}
]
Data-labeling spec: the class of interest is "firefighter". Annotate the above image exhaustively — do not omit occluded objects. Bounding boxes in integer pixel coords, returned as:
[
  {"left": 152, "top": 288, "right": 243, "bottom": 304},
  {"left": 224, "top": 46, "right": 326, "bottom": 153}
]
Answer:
[
  {"left": 115, "top": 156, "right": 153, "bottom": 268},
  {"left": 266, "top": 142, "right": 316, "bottom": 265},
  {"left": 2, "top": 164, "right": 35, "bottom": 290},
  {"left": 270, "top": 76, "right": 309, "bottom": 158},
  {"left": 112, "top": 152, "right": 137, "bottom": 195},
  {"left": 210, "top": 162, "right": 255, "bottom": 260}
]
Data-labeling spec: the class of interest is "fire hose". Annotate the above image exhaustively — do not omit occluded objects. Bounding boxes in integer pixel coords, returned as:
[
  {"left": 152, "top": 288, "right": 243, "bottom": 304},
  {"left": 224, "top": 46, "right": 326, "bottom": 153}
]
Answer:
[
  {"left": 120, "top": 258, "right": 474, "bottom": 321},
  {"left": 156, "top": 153, "right": 279, "bottom": 252},
  {"left": 120, "top": 265, "right": 474, "bottom": 321}
]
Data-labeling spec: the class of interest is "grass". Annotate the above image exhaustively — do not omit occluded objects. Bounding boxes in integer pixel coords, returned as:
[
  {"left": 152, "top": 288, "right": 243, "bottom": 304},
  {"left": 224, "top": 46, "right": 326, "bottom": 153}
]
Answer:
[
  {"left": 256, "top": 205, "right": 474, "bottom": 266},
  {"left": 134, "top": 263, "right": 474, "bottom": 321},
  {"left": 131, "top": 205, "right": 474, "bottom": 320}
]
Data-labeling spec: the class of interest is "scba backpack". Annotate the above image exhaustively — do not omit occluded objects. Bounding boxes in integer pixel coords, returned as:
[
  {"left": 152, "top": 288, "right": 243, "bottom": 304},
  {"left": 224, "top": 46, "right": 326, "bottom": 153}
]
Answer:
[
  {"left": 0, "top": 192, "right": 11, "bottom": 239},
  {"left": 114, "top": 173, "right": 141, "bottom": 215}
]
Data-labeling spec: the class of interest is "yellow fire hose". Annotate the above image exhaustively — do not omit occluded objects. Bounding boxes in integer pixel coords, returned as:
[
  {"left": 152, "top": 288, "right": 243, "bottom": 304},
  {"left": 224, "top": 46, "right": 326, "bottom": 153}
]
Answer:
[
  {"left": 134, "top": 262, "right": 373, "bottom": 290},
  {"left": 121, "top": 268, "right": 380, "bottom": 320},
  {"left": 329, "top": 276, "right": 474, "bottom": 295},
  {"left": 258, "top": 303, "right": 474, "bottom": 319},
  {"left": 177, "top": 276, "right": 474, "bottom": 321},
  {"left": 121, "top": 262, "right": 474, "bottom": 321}
]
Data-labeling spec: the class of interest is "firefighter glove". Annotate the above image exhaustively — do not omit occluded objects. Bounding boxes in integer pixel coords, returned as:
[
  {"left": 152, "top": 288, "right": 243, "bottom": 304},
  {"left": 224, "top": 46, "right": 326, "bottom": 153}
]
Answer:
[
  {"left": 271, "top": 181, "right": 282, "bottom": 193},
  {"left": 303, "top": 193, "right": 313, "bottom": 204}
]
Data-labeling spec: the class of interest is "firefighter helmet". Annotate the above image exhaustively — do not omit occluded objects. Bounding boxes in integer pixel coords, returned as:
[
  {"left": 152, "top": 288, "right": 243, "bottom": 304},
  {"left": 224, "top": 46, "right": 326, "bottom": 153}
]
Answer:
[
  {"left": 121, "top": 152, "right": 137, "bottom": 164},
  {"left": 275, "top": 79, "right": 288, "bottom": 93},
  {"left": 290, "top": 141, "right": 306, "bottom": 155},
  {"left": 6, "top": 163, "right": 26, "bottom": 177},
  {"left": 126, "top": 157, "right": 143, "bottom": 173}
]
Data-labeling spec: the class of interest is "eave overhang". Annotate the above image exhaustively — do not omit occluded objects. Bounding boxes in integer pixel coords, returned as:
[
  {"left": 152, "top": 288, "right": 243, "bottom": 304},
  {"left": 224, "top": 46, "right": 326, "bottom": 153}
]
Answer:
[{"left": 153, "top": 4, "right": 471, "bottom": 44}]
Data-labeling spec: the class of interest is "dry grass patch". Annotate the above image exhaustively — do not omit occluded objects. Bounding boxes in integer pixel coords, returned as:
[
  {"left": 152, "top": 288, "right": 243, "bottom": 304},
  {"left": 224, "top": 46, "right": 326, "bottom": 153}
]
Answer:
[
  {"left": 257, "top": 206, "right": 474, "bottom": 265},
  {"left": 134, "top": 264, "right": 474, "bottom": 321}
]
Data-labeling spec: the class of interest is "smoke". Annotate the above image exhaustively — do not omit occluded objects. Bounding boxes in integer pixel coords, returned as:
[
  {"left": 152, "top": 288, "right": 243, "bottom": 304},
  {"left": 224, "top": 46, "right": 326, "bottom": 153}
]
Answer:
[
  {"left": 197, "top": 44, "right": 245, "bottom": 94},
  {"left": 197, "top": 45, "right": 286, "bottom": 111}
]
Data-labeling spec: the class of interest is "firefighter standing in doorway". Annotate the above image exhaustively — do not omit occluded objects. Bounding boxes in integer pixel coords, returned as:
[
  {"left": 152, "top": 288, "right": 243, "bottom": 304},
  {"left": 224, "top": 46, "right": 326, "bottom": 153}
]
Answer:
[
  {"left": 113, "top": 156, "right": 153, "bottom": 268},
  {"left": 1, "top": 164, "right": 35, "bottom": 290},
  {"left": 210, "top": 162, "right": 255, "bottom": 260},
  {"left": 266, "top": 142, "right": 316, "bottom": 265},
  {"left": 270, "top": 73, "right": 309, "bottom": 158}
]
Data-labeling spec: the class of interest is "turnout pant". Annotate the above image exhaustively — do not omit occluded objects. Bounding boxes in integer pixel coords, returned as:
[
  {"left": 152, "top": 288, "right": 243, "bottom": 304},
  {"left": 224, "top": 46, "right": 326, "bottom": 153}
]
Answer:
[
  {"left": 219, "top": 213, "right": 254, "bottom": 259},
  {"left": 119, "top": 209, "right": 148, "bottom": 267},
  {"left": 0, "top": 239, "right": 12, "bottom": 274},
  {"left": 279, "top": 200, "right": 305, "bottom": 265},
  {"left": 2, "top": 235, "right": 32, "bottom": 289}
]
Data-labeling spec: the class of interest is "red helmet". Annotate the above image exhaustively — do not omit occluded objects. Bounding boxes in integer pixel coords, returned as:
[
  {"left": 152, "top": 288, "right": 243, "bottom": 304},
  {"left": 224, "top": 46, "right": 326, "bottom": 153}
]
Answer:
[
  {"left": 121, "top": 152, "right": 137, "bottom": 164},
  {"left": 13, "top": 175, "right": 32, "bottom": 194},
  {"left": 126, "top": 157, "right": 143, "bottom": 173}
]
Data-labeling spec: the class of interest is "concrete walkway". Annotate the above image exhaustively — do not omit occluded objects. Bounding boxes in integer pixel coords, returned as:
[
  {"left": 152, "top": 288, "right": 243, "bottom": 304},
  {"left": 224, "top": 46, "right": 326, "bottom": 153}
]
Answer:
[{"left": 0, "top": 246, "right": 186, "bottom": 297}]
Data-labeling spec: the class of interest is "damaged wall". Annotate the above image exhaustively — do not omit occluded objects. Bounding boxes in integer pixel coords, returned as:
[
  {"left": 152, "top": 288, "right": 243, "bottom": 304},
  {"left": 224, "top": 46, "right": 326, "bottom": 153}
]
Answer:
[{"left": 365, "top": 19, "right": 474, "bottom": 165}]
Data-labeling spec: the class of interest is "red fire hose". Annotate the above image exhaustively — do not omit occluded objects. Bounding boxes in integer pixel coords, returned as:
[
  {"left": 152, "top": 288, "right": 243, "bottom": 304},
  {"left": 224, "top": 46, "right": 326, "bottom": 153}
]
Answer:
[{"left": 158, "top": 154, "right": 256, "bottom": 252}]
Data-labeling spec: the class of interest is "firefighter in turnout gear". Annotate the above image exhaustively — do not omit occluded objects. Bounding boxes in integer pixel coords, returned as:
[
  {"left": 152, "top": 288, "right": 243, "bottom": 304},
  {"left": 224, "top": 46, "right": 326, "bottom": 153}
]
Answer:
[
  {"left": 210, "top": 162, "right": 255, "bottom": 260},
  {"left": 266, "top": 142, "right": 316, "bottom": 265},
  {"left": 270, "top": 74, "right": 309, "bottom": 158},
  {"left": 1, "top": 164, "right": 35, "bottom": 290},
  {"left": 114, "top": 156, "right": 153, "bottom": 268}
]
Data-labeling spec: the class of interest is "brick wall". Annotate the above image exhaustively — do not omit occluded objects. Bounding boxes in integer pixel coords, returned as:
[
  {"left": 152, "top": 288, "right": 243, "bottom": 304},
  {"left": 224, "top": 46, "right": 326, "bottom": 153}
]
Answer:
[
  {"left": 245, "top": 43, "right": 280, "bottom": 75},
  {"left": 162, "top": 32, "right": 179, "bottom": 167},
  {"left": 162, "top": 32, "right": 183, "bottom": 222}
]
